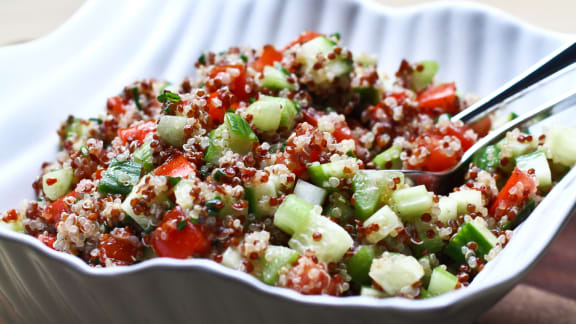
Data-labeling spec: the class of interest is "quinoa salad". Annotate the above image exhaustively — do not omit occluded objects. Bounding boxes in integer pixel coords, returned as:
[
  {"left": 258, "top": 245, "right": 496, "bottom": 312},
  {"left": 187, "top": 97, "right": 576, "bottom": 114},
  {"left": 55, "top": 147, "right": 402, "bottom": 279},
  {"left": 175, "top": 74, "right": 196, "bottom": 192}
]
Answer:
[{"left": 2, "top": 31, "right": 575, "bottom": 299}]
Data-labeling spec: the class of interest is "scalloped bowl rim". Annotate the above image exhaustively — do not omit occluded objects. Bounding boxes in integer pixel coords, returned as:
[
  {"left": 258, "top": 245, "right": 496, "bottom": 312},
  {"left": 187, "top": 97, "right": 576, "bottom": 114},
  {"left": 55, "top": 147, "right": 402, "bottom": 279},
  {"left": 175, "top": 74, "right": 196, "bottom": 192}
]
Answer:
[{"left": 0, "top": 0, "right": 574, "bottom": 312}]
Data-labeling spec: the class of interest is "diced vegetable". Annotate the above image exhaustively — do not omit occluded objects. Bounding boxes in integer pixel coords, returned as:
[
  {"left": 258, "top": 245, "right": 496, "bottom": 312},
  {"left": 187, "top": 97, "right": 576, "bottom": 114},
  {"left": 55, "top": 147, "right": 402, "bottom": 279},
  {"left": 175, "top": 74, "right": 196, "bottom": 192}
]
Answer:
[
  {"left": 158, "top": 115, "right": 188, "bottom": 147},
  {"left": 42, "top": 168, "right": 74, "bottom": 201},
  {"left": 245, "top": 175, "right": 283, "bottom": 218},
  {"left": 448, "top": 190, "right": 483, "bottom": 215},
  {"left": 273, "top": 194, "right": 314, "bottom": 235},
  {"left": 392, "top": 185, "right": 433, "bottom": 221},
  {"left": 372, "top": 145, "right": 402, "bottom": 170},
  {"left": 246, "top": 98, "right": 282, "bottom": 131},
  {"left": 98, "top": 159, "right": 142, "bottom": 195},
  {"left": 473, "top": 145, "right": 501, "bottom": 171},
  {"left": 354, "top": 87, "right": 380, "bottom": 105},
  {"left": 151, "top": 207, "right": 209, "bottom": 259},
  {"left": 417, "top": 83, "right": 459, "bottom": 115},
  {"left": 308, "top": 159, "right": 357, "bottom": 190},
  {"left": 544, "top": 125, "right": 576, "bottom": 167},
  {"left": 445, "top": 218, "right": 497, "bottom": 264},
  {"left": 347, "top": 245, "right": 377, "bottom": 285},
  {"left": 360, "top": 286, "right": 389, "bottom": 298},
  {"left": 324, "top": 192, "right": 354, "bottom": 221},
  {"left": 153, "top": 154, "right": 195, "bottom": 178},
  {"left": 516, "top": 151, "right": 551, "bottom": 189},
  {"left": 492, "top": 112, "right": 518, "bottom": 130},
  {"left": 296, "top": 36, "right": 352, "bottom": 87},
  {"left": 293, "top": 179, "right": 327, "bottom": 207},
  {"left": 411, "top": 220, "right": 443, "bottom": 257},
  {"left": 221, "top": 247, "right": 243, "bottom": 270},
  {"left": 353, "top": 170, "right": 403, "bottom": 220},
  {"left": 288, "top": 214, "right": 353, "bottom": 263},
  {"left": 261, "top": 66, "right": 294, "bottom": 91},
  {"left": 502, "top": 199, "right": 535, "bottom": 230},
  {"left": 427, "top": 267, "right": 458, "bottom": 296},
  {"left": 174, "top": 179, "right": 196, "bottom": 210},
  {"left": 369, "top": 252, "right": 424, "bottom": 295},
  {"left": 133, "top": 141, "right": 154, "bottom": 173},
  {"left": 205, "top": 113, "right": 259, "bottom": 164},
  {"left": 411, "top": 61, "right": 439, "bottom": 92},
  {"left": 489, "top": 167, "right": 536, "bottom": 221},
  {"left": 252, "top": 45, "right": 283, "bottom": 73},
  {"left": 437, "top": 196, "right": 458, "bottom": 223},
  {"left": 363, "top": 205, "right": 403, "bottom": 244},
  {"left": 262, "top": 245, "right": 300, "bottom": 285},
  {"left": 118, "top": 121, "right": 155, "bottom": 144}
]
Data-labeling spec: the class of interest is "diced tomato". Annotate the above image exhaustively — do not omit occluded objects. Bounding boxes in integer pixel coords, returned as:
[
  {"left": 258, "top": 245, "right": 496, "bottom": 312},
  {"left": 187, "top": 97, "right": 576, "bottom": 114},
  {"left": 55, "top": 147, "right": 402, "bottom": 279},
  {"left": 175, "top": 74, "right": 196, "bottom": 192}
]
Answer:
[
  {"left": 444, "top": 124, "right": 475, "bottom": 151},
  {"left": 2, "top": 209, "right": 18, "bottom": 222},
  {"left": 154, "top": 154, "right": 196, "bottom": 178},
  {"left": 490, "top": 167, "right": 537, "bottom": 220},
  {"left": 417, "top": 83, "right": 459, "bottom": 115},
  {"left": 43, "top": 191, "right": 78, "bottom": 223},
  {"left": 98, "top": 227, "right": 142, "bottom": 266},
  {"left": 252, "top": 45, "right": 283, "bottom": 73},
  {"left": 281, "top": 256, "right": 341, "bottom": 296},
  {"left": 410, "top": 135, "right": 461, "bottom": 172},
  {"left": 107, "top": 96, "right": 127, "bottom": 115},
  {"left": 209, "top": 64, "right": 249, "bottom": 101},
  {"left": 302, "top": 109, "right": 321, "bottom": 127},
  {"left": 470, "top": 115, "right": 492, "bottom": 138},
  {"left": 283, "top": 31, "right": 323, "bottom": 51},
  {"left": 118, "top": 121, "right": 156, "bottom": 144},
  {"left": 94, "top": 168, "right": 105, "bottom": 180},
  {"left": 37, "top": 232, "right": 56, "bottom": 250},
  {"left": 207, "top": 92, "right": 226, "bottom": 124},
  {"left": 333, "top": 121, "right": 354, "bottom": 142},
  {"left": 151, "top": 207, "right": 210, "bottom": 259},
  {"left": 389, "top": 92, "right": 408, "bottom": 103}
]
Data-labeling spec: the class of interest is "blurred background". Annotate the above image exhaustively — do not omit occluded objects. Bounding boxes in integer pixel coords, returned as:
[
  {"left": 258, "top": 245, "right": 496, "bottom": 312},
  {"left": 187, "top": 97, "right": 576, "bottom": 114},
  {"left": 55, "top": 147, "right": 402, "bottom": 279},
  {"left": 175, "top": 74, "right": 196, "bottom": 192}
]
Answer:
[{"left": 1, "top": 0, "right": 575, "bottom": 322}]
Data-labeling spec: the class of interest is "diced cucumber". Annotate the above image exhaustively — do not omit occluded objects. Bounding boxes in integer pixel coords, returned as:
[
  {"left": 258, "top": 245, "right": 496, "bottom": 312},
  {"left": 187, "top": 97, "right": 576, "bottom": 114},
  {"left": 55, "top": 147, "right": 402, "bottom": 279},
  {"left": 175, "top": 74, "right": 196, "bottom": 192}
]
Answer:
[
  {"left": 42, "top": 168, "right": 73, "bottom": 201},
  {"left": 308, "top": 159, "right": 356, "bottom": 190},
  {"left": 392, "top": 185, "right": 433, "bottom": 221},
  {"left": 516, "top": 151, "right": 551, "bottom": 189},
  {"left": 437, "top": 196, "right": 458, "bottom": 223},
  {"left": 133, "top": 141, "right": 154, "bottom": 173},
  {"left": 204, "top": 127, "right": 226, "bottom": 165},
  {"left": 324, "top": 192, "right": 354, "bottom": 221},
  {"left": 448, "top": 190, "right": 483, "bottom": 215},
  {"left": 245, "top": 175, "right": 282, "bottom": 218},
  {"left": 354, "top": 87, "right": 380, "bottom": 105},
  {"left": 225, "top": 113, "right": 259, "bottom": 154},
  {"left": 418, "top": 254, "right": 439, "bottom": 287},
  {"left": 121, "top": 175, "right": 168, "bottom": 230},
  {"left": 158, "top": 115, "right": 188, "bottom": 147},
  {"left": 372, "top": 145, "right": 402, "bottom": 170},
  {"left": 352, "top": 170, "right": 404, "bottom": 220},
  {"left": 261, "top": 66, "right": 294, "bottom": 91},
  {"left": 502, "top": 199, "right": 535, "bottom": 230},
  {"left": 273, "top": 194, "right": 314, "bottom": 235},
  {"left": 428, "top": 267, "right": 458, "bottom": 296},
  {"left": 445, "top": 218, "right": 497, "bottom": 264},
  {"left": 497, "top": 131, "right": 537, "bottom": 159},
  {"left": 174, "top": 179, "right": 195, "bottom": 210},
  {"left": 0, "top": 211, "right": 24, "bottom": 233},
  {"left": 296, "top": 36, "right": 352, "bottom": 86},
  {"left": 544, "top": 125, "right": 576, "bottom": 167},
  {"left": 288, "top": 214, "right": 353, "bottom": 263},
  {"left": 411, "top": 61, "right": 439, "bottom": 92},
  {"left": 254, "top": 95, "right": 299, "bottom": 129},
  {"left": 472, "top": 145, "right": 501, "bottom": 171},
  {"left": 369, "top": 252, "right": 424, "bottom": 295},
  {"left": 221, "top": 246, "right": 243, "bottom": 270},
  {"left": 262, "top": 245, "right": 300, "bottom": 285},
  {"left": 411, "top": 220, "right": 443, "bottom": 257},
  {"left": 492, "top": 112, "right": 518, "bottom": 130},
  {"left": 246, "top": 99, "right": 282, "bottom": 132},
  {"left": 98, "top": 159, "right": 142, "bottom": 196},
  {"left": 360, "top": 286, "right": 389, "bottom": 298},
  {"left": 363, "top": 205, "right": 403, "bottom": 244},
  {"left": 65, "top": 118, "right": 96, "bottom": 139},
  {"left": 347, "top": 245, "right": 377, "bottom": 285},
  {"left": 293, "top": 179, "right": 327, "bottom": 207},
  {"left": 419, "top": 288, "right": 432, "bottom": 299}
]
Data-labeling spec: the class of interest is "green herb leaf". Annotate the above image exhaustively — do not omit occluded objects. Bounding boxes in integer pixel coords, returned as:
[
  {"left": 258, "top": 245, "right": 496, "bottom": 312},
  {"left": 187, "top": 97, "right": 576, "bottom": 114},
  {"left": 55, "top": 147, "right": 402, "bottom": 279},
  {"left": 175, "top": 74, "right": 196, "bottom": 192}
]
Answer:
[
  {"left": 331, "top": 32, "right": 341, "bottom": 41},
  {"left": 240, "top": 54, "right": 248, "bottom": 63},
  {"left": 132, "top": 87, "right": 143, "bottom": 111},
  {"left": 133, "top": 142, "right": 154, "bottom": 173},
  {"left": 213, "top": 169, "right": 226, "bottom": 181},
  {"left": 169, "top": 177, "right": 181, "bottom": 186},
  {"left": 346, "top": 150, "right": 357, "bottom": 158},
  {"left": 248, "top": 97, "right": 256, "bottom": 104},
  {"left": 97, "top": 159, "right": 142, "bottom": 195},
  {"left": 177, "top": 219, "right": 187, "bottom": 231},
  {"left": 279, "top": 142, "right": 288, "bottom": 153},
  {"left": 157, "top": 91, "right": 181, "bottom": 103},
  {"left": 205, "top": 198, "right": 223, "bottom": 216},
  {"left": 225, "top": 113, "right": 258, "bottom": 142},
  {"left": 198, "top": 53, "right": 206, "bottom": 65},
  {"left": 88, "top": 117, "right": 103, "bottom": 124},
  {"left": 189, "top": 218, "right": 199, "bottom": 224}
]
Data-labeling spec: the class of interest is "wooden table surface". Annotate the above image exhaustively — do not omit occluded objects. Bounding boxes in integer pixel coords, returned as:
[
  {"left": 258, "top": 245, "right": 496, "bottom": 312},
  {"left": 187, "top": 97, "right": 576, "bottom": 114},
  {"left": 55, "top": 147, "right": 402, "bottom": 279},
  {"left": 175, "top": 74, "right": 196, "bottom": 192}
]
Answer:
[{"left": 1, "top": 0, "right": 576, "bottom": 322}]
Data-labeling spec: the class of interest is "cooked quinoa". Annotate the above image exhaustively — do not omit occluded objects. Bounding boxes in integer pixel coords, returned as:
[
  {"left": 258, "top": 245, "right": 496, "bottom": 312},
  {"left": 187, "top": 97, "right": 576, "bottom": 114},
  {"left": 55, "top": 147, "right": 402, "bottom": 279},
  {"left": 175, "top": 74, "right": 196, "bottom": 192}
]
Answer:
[{"left": 1, "top": 31, "right": 574, "bottom": 299}]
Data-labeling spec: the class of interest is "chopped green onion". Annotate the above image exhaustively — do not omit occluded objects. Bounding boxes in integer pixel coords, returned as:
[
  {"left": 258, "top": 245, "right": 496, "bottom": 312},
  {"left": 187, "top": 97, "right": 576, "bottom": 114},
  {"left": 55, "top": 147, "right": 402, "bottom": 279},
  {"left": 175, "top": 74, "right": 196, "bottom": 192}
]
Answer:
[
  {"left": 331, "top": 32, "right": 341, "bottom": 41},
  {"left": 198, "top": 53, "right": 206, "bottom": 65},
  {"left": 177, "top": 220, "right": 187, "bottom": 231},
  {"left": 248, "top": 97, "right": 256, "bottom": 104},
  {"left": 240, "top": 54, "right": 248, "bottom": 63},
  {"left": 132, "top": 87, "right": 143, "bottom": 110},
  {"left": 157, "top": 91, "right": 181, "bottom": 103},
  {"left": 88, "top": 117, "right": 103, "bottom": 124},
  {"left": 199, "top": 165, "right": 210, "bottom": 179},
  {"left": 206, "top": 198, "right": 223, "bottom": 216},
  {"left": 213, "top": 169, "right": 226, "bottom": 181},
  {"left": 169, "top": 177, "right": 181, "bottom": 186}
]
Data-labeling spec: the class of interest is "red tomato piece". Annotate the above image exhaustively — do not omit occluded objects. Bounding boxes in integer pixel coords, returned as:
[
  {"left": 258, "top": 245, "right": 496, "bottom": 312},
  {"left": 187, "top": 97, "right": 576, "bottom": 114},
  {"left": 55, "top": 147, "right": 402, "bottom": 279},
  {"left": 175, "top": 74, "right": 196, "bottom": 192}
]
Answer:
[
  {"left": 281, "top": 256, "right": 340, "bottom": 296},
  {"left": 302, "top": 109, "right": 321, "bottom": 127},
  {"left": 153, "top": 154, "right": 196, "bottom": 178},
  {"left": 2, "top": 209, "right": 18, "bottom": 222},
  {"left": 207, "top": 92, "right": 226, "bottom": 124},
  {"left": 43, "top": 191, "right": 78, "bottom": 223},
  {"left": 470, "top": 115, "right": 492, "bottom": 138},
  {"left": 333, "top": 122, "right": 354, "bottom": 142},
  {"left": 444, "top": 124, "right": 475, "bottom": 151},
  {"left": 99, "top": 227, "right": 142, "bottom": 266},
  {"left": 151, "top": 207, "right": 210, "bottom": 259},
  {"left": 118, "top": 121, "right": 156, "bottom": 144},
  {"left": 252, "top": 45, "right": 283, "bottom": 72},
  {"left": 490, "top": 167, "right": 537, "bottom": 220},
  {"left": 417, "top": 83, "right": 459, "bottom": 115},
  {"left": 107, "top": 96, "right": 127, "bottom": 115},
  {"left": 37, "top": 232, "right": 56, "bottom": 250},
  {"left": 282, "top": 31, "right": 323, "bottom": 51},
  {"left": 209, "top": 64, "right": 248, "bottom": 101},
  {"left": 410, "top": 135, "right": 461, "bottom": 172}
]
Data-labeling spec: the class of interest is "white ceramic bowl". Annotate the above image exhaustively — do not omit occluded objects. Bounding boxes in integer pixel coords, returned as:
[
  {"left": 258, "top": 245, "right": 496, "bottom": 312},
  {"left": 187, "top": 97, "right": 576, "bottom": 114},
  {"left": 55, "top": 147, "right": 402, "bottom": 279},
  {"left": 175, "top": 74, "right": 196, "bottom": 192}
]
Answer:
[{"left": 0, "top": 0, "right": 574, "bottom": 323}]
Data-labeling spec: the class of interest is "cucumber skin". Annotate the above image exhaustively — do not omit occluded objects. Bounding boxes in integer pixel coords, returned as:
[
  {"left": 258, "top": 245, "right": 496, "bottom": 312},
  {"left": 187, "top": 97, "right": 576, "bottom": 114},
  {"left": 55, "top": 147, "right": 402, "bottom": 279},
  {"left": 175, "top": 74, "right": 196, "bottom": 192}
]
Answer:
[
  {"left": 411, "top": 220, "right": 444, "bottom": 257},
  {"left": 273, "top": 194, "right": 313, "bottom": 235},
  {"left": 347, "top": 245, "right": 377, "bottom": 285},
  {"left": 158, "top": 116, "right": 188, "bottom": 147},
  {"left": 42, "top": 168, "right": 74, "bottom": 201},
  {"left": 392, "top": 185, "right": 433, "bottom": 221},
  {"left": 372, "top": 145, "right": 402, "bottom": 170},
  {"left": 427, "top": 267, "right": 458, "bottom": 296},
  {"left": 262, "top": 246, "right": 300, "bottom": 285},
  {"left": 261, "top": 66, "right": 294, "bottom": 91},
  {"left": 473, "top": 145, "right": 500, "bottom": 171},
  {"left": 444, "top": 221, "right": 496, "bottom": 264}
]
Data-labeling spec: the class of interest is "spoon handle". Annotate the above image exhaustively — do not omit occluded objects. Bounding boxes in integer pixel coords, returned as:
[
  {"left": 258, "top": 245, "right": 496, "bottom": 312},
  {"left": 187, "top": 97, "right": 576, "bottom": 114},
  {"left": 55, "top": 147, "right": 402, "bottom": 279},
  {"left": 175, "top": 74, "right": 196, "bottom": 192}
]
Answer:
[{"left": 452, "top": 41, "right": 576, "bottom": 124}]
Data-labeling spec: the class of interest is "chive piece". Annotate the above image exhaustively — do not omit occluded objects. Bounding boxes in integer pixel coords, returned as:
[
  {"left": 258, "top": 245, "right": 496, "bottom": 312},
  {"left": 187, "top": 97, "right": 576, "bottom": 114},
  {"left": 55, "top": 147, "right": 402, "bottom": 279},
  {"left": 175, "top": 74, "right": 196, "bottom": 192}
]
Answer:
[
  {"left": 132, "top": 87, "right": 143, "bottom": 110},
  {"left": 89, "top": 117, "right": 103, "bottom": 124},
  {"left": 346, "top": 150, "right": 356, "bottom": 158},
  {"left": 248, "top": 97, "right": 256, "bottom": 104},
  {"left": 280, "top": 142, "right": 287, "bottom": 153},
  {"left": 80, "top": 145, "right": 90, "bottom": 157},
  {"left": 213, "top": 169, "right": 226, "bottom": 181},
  {"left": 177, "top": 220, "right": 187, "bottom": 231},
  {"left": 240, "top": 54, "right": 248, "bottom": 63},
  {"left": 169, "top": 177, "right": 181, "bottom": 186},
  {"left": 205, "top": 198, "right": 223, "bottom": 216},
  {"left": 331, "top": 32, "right": 341, "bottom": 41},
  {"left": 157, "top": 91, "right": 181, "bottom": 103},
  {"left": 97, "top": 159, "right": 142, "bottom": 195},
  {"left": 189, "top": 218, "right": 199, "bottom": 224},
  {"left": 198, "top": 53, "right": 206, "bottom": 65}
]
